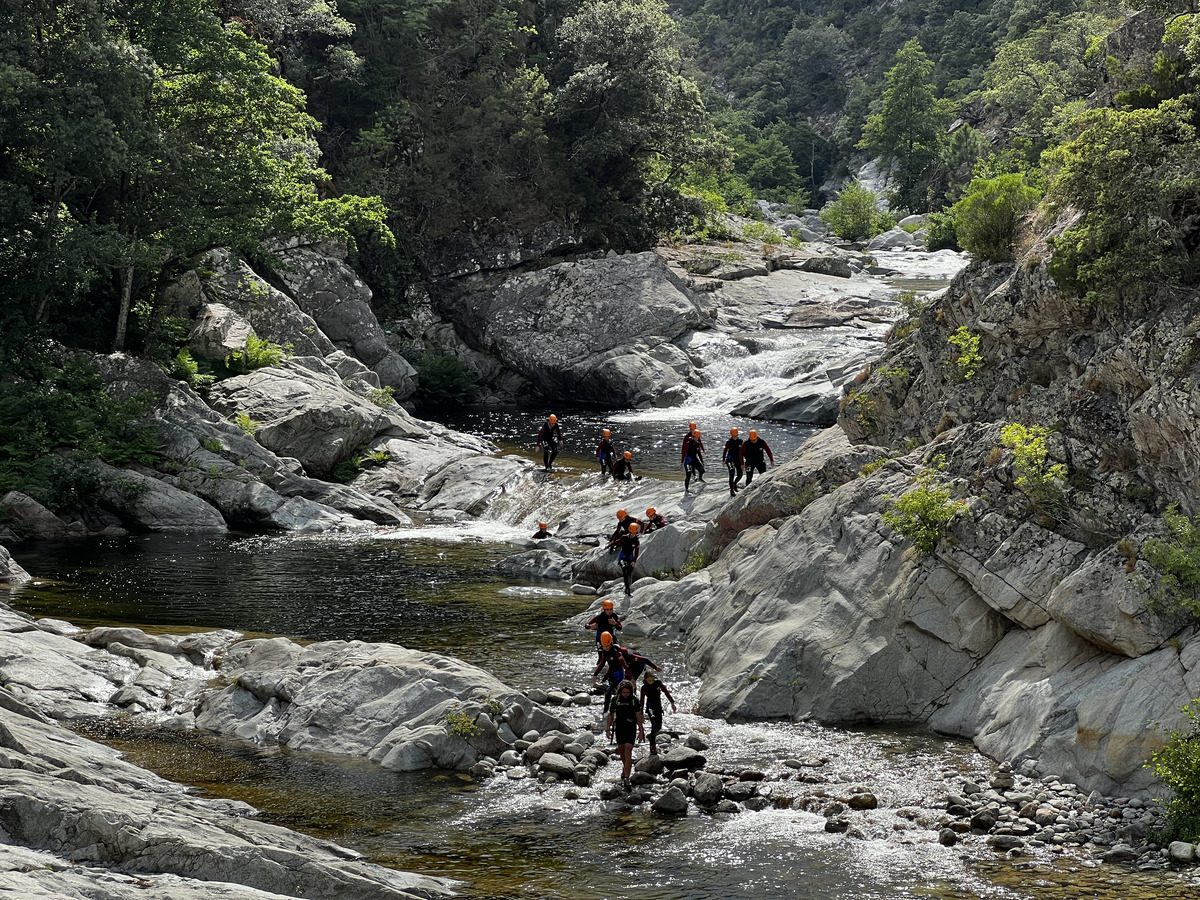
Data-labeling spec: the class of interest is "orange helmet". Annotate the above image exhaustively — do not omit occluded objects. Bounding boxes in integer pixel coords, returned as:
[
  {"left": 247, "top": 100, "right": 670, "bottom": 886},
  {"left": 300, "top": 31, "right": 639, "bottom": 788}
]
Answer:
[
  {"left": 730, "top": 427, "right": 738, "bottom": 437},
  {"left": 688, "top": 421, "right": 697, "bottom": 430},
  {"left": 616, "top": 509, "right": 627, "bottom": 519},
  {"left": 646, "top": 507, "right": 656, "bottom": 517},
  {"left": 623, "top": 451, "right": 632, "bottom": 459},
  {"left": 628, "top": 522, "right": 640, "bottom": 534},
  {"left": 603, "top": 428, "right": 611, "bottom": 437},
  {"left": 749, "top": 430, "right": 758, "bottom": 440},
  {"left": 602, "top": 598, "right": 614, "bottom": 611},
  {"left": 548, "top": 414, "right": 557, "bottom": 424},
  {"left": 600, "top": 631, "right": 613, "bottom": 649},
  {"left": 538, "top": 521, "right": 547, "bottom": 529}
]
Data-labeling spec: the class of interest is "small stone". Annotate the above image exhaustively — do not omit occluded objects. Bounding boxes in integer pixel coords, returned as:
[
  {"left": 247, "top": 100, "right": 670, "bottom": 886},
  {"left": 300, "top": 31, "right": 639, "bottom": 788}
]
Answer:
[
  {"left": 824, "top": 818, "right": 850, "bottom": 834},
  {"left": 938, "top": 828, "right": 958, "bottom": 847},
  {"left": 715, "top": 799, "right": 741, "bottom": 814},
  {"left": 847, "top": 793, "right": 878, "bottom": 810},
  {"left": 652, "top": 786, "right": 690, "bottom": 817}
]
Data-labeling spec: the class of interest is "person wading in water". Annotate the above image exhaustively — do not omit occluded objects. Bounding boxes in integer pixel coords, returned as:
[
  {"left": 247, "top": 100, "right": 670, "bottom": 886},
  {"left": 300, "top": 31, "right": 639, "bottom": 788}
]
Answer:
[
  {"left": 606, "top": 678, "right": 644, "bottom": 790},
  {"left": 536, "top": 414, "right": 563, "bottom": 473},
  {"left": 742, "top": 429, "right": 775, "bottom": 486},
  {"left": 723, "top": 427, "right": 745, "bottom": 497}
]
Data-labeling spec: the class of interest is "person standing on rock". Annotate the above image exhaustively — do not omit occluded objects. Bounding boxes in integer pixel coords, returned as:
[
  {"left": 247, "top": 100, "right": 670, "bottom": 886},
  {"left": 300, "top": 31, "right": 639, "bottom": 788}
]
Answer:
[
  {"left": 723, "top": 427, "right": 745, "bottom": 497},
  {"left": 596, "top": 428, "right": 616, "bottom": 478},
  {"left": 536, "top": 414, "right": 563, "bottom": 472},
  {"left": 585, "top": 598, "right": 623, "bottom": 665},
  {"left": 640, "top": 671, "right": 677, "bottom": 756},
  {"left": 615, "top": 522, "right": 640, "bottom": 596},
  {"left": 643, "top": 507, "right": 667, "bottom": 532},
  {"left": 606, "top": 678, "right": 644, "bottom": 789},
  {"left": 682, "top": 428, "right": 705, "bottom": 493},
  {"left": 742, "top": 429, "right": 775, "bottom": 486},
  {"left": 612, "top": 450, "right": 636, "bottom": 481}
]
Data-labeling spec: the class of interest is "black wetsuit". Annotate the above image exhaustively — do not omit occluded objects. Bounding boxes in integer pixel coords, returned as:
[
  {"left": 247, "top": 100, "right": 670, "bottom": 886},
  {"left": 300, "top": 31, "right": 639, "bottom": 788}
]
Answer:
[
  {"left": 596, "top": 437, "right": 615, "bottom": 477},
  {"left": 641, "top": 680, "right": 673, "bottom": 754},
  {"left": 742, "top": 437, "right": 774, "bottom": 486},
  {"left": 644, "top": 513, "right": 667, "bottom": 532},
  {"left": 607, "top": 516, "right": 641, "bottom": 546},
  {"left": 724, "top": 436, "right": 744, "bottom": 496},
  {"left": 586, "top": 610, "right": 623, "bottom": 649},
  {"left": 611, "top": 691, "right": 639, "bottom": 745},
  {"left": 595, "top": 645, "right": 631, "bottom": 712},
  {"left": 682, "top": 435, "right": 705, "bottom": 491},
  {"left": 612, "top": 456, "right": 634, "bottom": 481},
  {"left": 537, "top": 420, "right": 563, "bottom": 471},
  {"left": 616, "top": 532, "right": 639, "bottom": 595}
]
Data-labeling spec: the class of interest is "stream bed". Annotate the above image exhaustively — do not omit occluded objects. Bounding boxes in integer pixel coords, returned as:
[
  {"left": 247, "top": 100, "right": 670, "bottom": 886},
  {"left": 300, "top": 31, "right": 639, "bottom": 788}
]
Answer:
[{"left": 10, "top": 533, "right": 1199, "bottom": 900}]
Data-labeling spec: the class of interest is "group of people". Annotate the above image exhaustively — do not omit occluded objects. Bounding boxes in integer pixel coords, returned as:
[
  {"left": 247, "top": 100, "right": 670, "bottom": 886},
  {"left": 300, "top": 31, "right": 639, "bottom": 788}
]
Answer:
[
  {"left": 680, "top": 420, "right": 776, "bottom": 497},
  {"left": 585, "top": 599, "right": 678, "bottom": 789}
]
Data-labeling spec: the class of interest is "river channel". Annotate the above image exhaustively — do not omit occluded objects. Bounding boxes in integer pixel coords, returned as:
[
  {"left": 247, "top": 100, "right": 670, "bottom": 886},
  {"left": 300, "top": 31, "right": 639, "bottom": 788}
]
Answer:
[{"left": 9, "top": 532, "right": 1197, "bottom": 900}]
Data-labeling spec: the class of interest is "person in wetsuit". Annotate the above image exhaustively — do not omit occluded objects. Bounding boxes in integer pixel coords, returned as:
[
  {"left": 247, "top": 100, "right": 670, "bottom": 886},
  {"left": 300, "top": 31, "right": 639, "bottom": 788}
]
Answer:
[
  {"left": 536, "top": 414, "right": 563, "bottom": 472},
  {"left": 682, "top": 429, "right": 705, "bottom": 493},
  {"left": 606, "top": 678, "right": 644, "bottom": 789},
  {"left": 585, "top": 597, "right": 622, "bottom": 665},
  {"left": 615, "top": 521, "right": 640, "bottom": 596},
  {"left": 532, "top": 521, "right": 551, "bottom": 539},
  {"left": 742, "top": 429, "right": 775, "bottom": 486},
  {"left": 592, "top": 631, "right": 631, "bottom": 712},
  {"left": 723, "top": 427, "right": 745, "bottom": 497},
  {"left": 643, "top": 507, "right": 667, "bottom": 532},
  {"left": 640, "top": 671, "right": 677, "bottom": 756},
  {"left": 596, "top": 428, "right": 615, "bottom": 478},
  {"left": 606, "top": 509, "right": 641, "bottom": 548},
  {"left": 612, "top": 450, "right": 635, "bottom": 481}
]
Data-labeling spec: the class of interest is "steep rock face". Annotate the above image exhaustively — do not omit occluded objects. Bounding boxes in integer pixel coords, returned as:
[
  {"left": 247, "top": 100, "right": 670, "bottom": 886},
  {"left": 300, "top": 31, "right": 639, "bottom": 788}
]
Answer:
[
  {"left": 432, "top": 252, "right": 710, "bottom": 407},
  {"left": 0, "top": 546, "right": 29, "bottom": 585},
  {"left": 264, "top": 239, "right": 418, "bottom": 397},
  {"left": 620, "top": 429, "right": 1195, "bottom": 795}
]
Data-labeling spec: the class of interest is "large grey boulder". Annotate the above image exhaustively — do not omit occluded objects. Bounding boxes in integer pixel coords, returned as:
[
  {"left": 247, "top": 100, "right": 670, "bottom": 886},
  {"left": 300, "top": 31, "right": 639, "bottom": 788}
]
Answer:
[
  {"left": 0, "top": 702, "right": 454, "bottom": 900},
  {"left": 0, "top": 547, "right": 29, "bottom": 585},
  {"left": 206, "top": 357, "right": 414, "bottom": 479},
  {"left": 194, "top": 637, "right": 567, "bottom": 771},
  {"left": 264, "top": 239, "right": 417, "bottom": 397},
  {"left": 731, "top": 371, "right": 842, "bottom": 424},
  {"left": 187, "top": 302, "right": 257, "bottom": 362},
  {"left": 433, "top": 252, "right": 708, "bottom": 407},
  {"left": 0, "top": 491, "right": 86, "bottom": 540},
  {"left": 93, "top": 462, "right": 228, "bottom": 532}
]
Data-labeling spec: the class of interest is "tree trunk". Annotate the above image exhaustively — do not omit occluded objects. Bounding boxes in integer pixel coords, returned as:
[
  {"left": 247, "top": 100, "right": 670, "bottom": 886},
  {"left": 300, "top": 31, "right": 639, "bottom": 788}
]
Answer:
[{"left": 114, "top": 263, "right": 135, "bottom": 352}]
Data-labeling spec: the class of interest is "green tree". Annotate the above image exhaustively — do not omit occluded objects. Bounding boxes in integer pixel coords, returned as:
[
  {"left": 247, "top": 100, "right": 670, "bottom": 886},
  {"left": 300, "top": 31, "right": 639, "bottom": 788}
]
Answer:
[
  {"left": 820, "top": 181, "right": 893, "bottom": 241},
  {"left": 952, "top": 174, "right": 1041, "bottom": 260},
  {"left": 859, "top": 39, "right": 950, "bottom": 212},
  {"left": 549, "top": 0, "right": 725, "bottom": 245}
]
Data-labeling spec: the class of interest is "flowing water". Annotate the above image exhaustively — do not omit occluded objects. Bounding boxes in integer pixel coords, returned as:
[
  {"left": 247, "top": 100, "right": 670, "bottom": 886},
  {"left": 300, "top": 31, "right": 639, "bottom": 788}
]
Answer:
[
  {"left": 7, "top": 257, "right": 1196, "bottom": 898},
  {"left": 10, "top": 535, "right": 1198, "bottom": 900}
]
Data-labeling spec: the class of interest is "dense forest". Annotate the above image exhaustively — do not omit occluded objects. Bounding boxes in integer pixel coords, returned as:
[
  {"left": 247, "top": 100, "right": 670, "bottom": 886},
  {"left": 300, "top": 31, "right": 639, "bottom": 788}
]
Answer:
[{"left": 2, "top": 0, "right": 1200, "bottom": 499}]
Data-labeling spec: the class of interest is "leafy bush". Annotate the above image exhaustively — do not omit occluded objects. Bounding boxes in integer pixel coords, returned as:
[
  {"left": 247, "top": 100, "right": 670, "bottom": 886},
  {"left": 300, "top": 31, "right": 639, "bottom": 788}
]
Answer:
[
  {"left": 234, "top": 413, "right": 258, "bottom": 436},
  {"left": 740, "top": 221, "right": 783, "bottom": 243},
  {"left": 1000, "top": 423, "right": 1066, "bottom": 512},
  {"left": 924, "top": 211, "right": 960, "bottom": 251},
  {"left": 366, "top": 386, "right": 395, "bottom": 408},
  {"left": 947, "top": 326, "right": 983, "bottom": 380},
  {"left": 681, "top": 548, "right": 715, "bottom": 575},
  {"left": 820, "top": 182, "right": 893, "bottom": 241},
  {"left": 882, "top": 468, "right": 965, "bottom": 554},
  {"left": 1148, "top": 701, "right": 1200, "bottom": 843},
  {"left": 1141, "top": 504, "right": 1200, "bottom": 617},
  {"left": 414, "top": 351, "right": 476, "bottom": 406},
  {"left": 445, "top": 706, "right": 481, "bottom": 739},
  {"left": 952, "top": 174, "right": 1040, "bottom": 260},
  {"left": 170, "top": 348, "right": 215, "bottom": 391}
]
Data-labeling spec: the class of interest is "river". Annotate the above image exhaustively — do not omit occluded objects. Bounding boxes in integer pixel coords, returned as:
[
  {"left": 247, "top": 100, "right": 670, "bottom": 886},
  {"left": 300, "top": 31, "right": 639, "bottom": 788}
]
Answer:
[{"left": 6, "top": 254, "right": 1196, "bottom": 898}]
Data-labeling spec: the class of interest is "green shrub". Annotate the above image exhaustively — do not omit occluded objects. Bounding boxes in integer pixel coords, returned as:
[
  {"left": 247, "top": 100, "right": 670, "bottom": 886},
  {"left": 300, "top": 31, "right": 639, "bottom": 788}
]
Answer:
[
  {"left": 740, "top": 221, "right": 783, "bottom": 243},
  {"left": 952, "top": 174, "right": 1040, "bottom": 260},
  {"left": 223, "top": 335, "right": 291, "bottom": 376},
  {"left": 924, "top": 211, "right": 960, "bottom": 251},
  {"left": 1148, "top": 701, "right": 1200, "bottom": 843},
  {"left": 1141, "top": 504, "right": 1200, "bottom": 617},
  {"left": 445, "top": 706, "right": 481, "bottom": 739},
  {"left": 234, "top": 413, "right": 258, "bottom": 436},
  {"left": 366, "top": 386, "right": 395, "bottom": 408},
  {"left": 681, "top": 548, "right": 715, "bottom": 575},
  {"left": 201, "top": 438, "right": 222, "bottom": 453},
  {"left": 819, "top": 182, "right": 893, "bottom": 241},
  {"left": 882, "top": 468, "right": 966, "bottom": 554},
  {"left": 414, "top": 351, "right": 476, "bottom": 406},
  {"left": 1000, "top": 423, "right": 1066, "bottom": 513},
  {"left": 947, "top": 326, "right": 983, "bottom": 380},
  {"left": 331, "top": 457, "right": 362, "bottom": 483}
]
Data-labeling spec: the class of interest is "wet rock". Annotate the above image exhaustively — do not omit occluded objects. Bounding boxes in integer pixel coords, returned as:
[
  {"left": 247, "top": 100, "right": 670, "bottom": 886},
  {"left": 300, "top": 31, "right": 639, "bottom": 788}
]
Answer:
[
  {"left": 635, "top": 754, "right": 665, "bottom": 776},
  {"left": 598, "top": 783, "right": 625, "bottom": 801},
  {"left": 725, "top": 781, "right": 756, "bottom": 803},
  {"left": 652, "top": 786, "right": 690, "bottom": 817},
  {"left": 743, "top": 796, "right": 771, "bottom": 811},
  {"left": 825, "top": 818, "right": 850, "bottom": 833},
  {"left": 1168, "top": 841, "right": 1196, "bottom": 863},
  {"left": 989, "top": 835, "right": 1025, "bottom": 851},
  {"left": 715, "top": 799, "right": 742, "bottom": 814},
  {"left": 685, "top": 731, "right": 710, "bottom": 751},
  {"left": 848, "top": 792, "right": 878, "bottom": 810},
  {"left": 0, "top": 492, "right": 86, "bottom": 540},
  {"left": 661, "top": 746, "right": 706, "bottom": 771},
  {"left": 537, "top": 753, "right": 576, "bottom": 778},
  {"left": 692, "top": 772, "right": 724, "bottom": 806}
]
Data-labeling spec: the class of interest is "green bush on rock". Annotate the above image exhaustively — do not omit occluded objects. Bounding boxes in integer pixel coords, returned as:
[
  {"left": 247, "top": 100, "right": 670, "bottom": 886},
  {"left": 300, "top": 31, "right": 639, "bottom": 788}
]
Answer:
[
  {"left": 1141, "top": 504, "right": 1200, "bottom": 618},
  {"left": 882, "top": 465, "right": 966, "bottom": 555},
  {"left": 820, "top": 182, "right": 894, "bottom": 241},
  {"left": 1149, "top": 701, "right": 1200, "bottom": 843}
]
